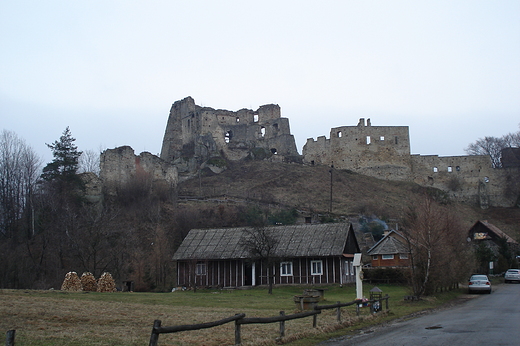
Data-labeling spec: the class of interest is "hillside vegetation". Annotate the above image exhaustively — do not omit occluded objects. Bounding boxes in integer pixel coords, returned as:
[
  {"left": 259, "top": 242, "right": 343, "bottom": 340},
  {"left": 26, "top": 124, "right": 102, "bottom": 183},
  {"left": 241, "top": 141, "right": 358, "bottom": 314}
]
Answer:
[{"left": 177, "top": 160, "right": 520, "bottom": 240}]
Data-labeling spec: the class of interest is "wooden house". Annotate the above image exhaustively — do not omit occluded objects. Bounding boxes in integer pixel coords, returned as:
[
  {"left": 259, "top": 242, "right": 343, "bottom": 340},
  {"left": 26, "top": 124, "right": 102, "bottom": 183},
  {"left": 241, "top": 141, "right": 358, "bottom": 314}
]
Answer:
[
  {"left": 172, "top": 223, "right": 360, "bottom": 288},
  {"left": 367, "top": 230, "right": 410, "bottom": 268}
]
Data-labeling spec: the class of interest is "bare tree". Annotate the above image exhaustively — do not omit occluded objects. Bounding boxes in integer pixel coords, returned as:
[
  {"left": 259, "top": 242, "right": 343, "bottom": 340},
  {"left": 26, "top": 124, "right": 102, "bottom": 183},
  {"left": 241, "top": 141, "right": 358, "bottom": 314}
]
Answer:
[
  {"left": 465, "top": 125, "right": 520, "bottom": 168},
  {"left": 240, "top": 227, "right": 279, "bottom": 294},
  {"left": 78, "top": 149, "right": 101, "bottom": 175},
  {"left": 402, "top": 195, "right": 472, "bottom": 297},
  {"left": 0, "top": 130, "right": 41, "bottom": 238}
]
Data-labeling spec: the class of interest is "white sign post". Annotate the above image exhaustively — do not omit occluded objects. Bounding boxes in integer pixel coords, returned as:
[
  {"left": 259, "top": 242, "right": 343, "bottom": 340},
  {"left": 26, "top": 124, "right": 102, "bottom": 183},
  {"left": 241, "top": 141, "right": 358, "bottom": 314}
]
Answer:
[{"left": 353, "top": 253, "right": 363, "bottom": 300}]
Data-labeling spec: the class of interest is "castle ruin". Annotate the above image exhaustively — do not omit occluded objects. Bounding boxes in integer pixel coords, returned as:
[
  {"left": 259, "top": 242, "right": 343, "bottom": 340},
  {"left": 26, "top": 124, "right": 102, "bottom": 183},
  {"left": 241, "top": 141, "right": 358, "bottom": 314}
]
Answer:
[
  {"left": 160, "top": 96, "right": 300, "bottom": 175},
  {"left": 303, "top": 118, "right": 516, "bottom": 207}
]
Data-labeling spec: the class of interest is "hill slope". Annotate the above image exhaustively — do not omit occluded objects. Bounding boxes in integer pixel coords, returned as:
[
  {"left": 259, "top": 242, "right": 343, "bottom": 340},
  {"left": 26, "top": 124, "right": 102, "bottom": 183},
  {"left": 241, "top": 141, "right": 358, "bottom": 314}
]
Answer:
[{"left": 177, "top": 161, "right": 520, "bottom": 240}]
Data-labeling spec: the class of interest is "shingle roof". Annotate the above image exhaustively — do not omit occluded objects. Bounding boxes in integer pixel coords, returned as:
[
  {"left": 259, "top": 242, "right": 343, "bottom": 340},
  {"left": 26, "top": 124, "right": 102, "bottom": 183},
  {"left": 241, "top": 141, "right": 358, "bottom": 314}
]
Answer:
[
  {"left": 367, "top": 230, "right": 409, "bottom": 255},
  {"left": 475, "top": 220, "right": 518, "bottom": 244},
  {"left": 173, "top": 223, "right": 355, "bottom": 260}
]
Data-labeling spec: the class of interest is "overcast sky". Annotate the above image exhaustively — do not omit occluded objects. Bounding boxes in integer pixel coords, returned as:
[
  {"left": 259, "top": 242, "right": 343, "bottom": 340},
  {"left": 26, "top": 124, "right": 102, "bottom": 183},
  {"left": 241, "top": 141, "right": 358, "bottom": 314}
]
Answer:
[{"left": 1, "top": 0, "right": 519, "bottom": 165}]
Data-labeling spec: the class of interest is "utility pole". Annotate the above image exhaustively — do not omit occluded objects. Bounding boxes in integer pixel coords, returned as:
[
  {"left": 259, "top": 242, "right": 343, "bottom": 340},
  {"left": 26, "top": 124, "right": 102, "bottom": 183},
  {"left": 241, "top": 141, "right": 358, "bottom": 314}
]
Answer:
[{"left": 329, "top": 163, "right": 334, "bottom": 214}]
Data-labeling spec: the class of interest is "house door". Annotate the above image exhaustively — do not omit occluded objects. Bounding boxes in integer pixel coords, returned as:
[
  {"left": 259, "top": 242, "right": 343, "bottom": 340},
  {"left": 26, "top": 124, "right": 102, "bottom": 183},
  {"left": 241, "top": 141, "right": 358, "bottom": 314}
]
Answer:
[
  {"left": 244, "top": 262, "right": 253, "bottom": 286},
  {"left": 344, "top": 260, "right": 355, "bottom": 283}
]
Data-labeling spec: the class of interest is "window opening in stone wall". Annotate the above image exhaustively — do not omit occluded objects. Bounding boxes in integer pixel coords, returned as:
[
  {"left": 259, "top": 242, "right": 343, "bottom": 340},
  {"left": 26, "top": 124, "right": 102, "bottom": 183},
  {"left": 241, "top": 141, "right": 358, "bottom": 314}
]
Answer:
[
  {"left": 260, "top": 127, "right": 266, "bottom": 138},
  {"left": 273, "top": 123, "right": 278, "bottom": 130},
  {"left": 395, "top": 136, "right": 398, "bottom": 144},
  {"left": 254, "top": 114, "right": 258, "bottom": 122},
  {"left": 484, "top": 177, "right": 489, "bottom": 183},
  {"left": 270, "top": 148, "right": 277, "bottom": 154},
  {"left": 433, "top": 167, "right": 438, "bottom": 173},
  {"left": 236, "top": 117, "right": 240, "bottom": 123},
  {"left": 380, "top": 136, "right": 384, "bottom": 141},
  {"left": 337, "top": 131, "right": 342, "bottom": 138},
  {"left": 456, "top": 166, "right": 460, "bottom": 171},
  {"left": 225, "top": 131, "right": 233, "bottom": 143},
  {"left": 366, "top": 136, "right": 371, "bottom": 144},
  {"left": 311, "top": 160, "right": 315, "bottom": 165},
  {"left": 448, "top": 166, "right": 452, "bottom": 172}
]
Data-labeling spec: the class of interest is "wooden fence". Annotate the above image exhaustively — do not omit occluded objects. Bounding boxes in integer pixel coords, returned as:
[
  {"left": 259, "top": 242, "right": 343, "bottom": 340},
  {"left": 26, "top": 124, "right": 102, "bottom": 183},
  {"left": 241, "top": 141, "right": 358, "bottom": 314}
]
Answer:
[{"left": 148, "top": 295, "right": 389, "bottom": 346}]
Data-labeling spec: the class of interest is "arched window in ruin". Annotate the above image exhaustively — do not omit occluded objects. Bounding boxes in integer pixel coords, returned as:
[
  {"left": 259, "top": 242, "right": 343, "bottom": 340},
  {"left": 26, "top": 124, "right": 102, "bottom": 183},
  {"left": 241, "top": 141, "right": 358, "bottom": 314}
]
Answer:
[
  {"left": 433, "top": 167, "right": 438, "bottom": 173},
  {"left": 337, "top": 131, "right": 342, "bottom": 138},
  {"left": 456, "top": 166, "right": 460, "bottom": 171},
  {"left": 225, "top": 131, "right": 233, "bottom": 143},
  {"left": 260, "top": 127, "right": 266, "bottom": 138},
  {"left": 236, "top": 117, "right": 240, "bottom": 123},
  {"left": 254, "top": 114, "right": 258, "bottom": 122},
  {"left": 270, "top": 148, "right": 278, "bottom": 155},
  {"left": 366, "top": 136, "right": 371, "bottom": 145},
  {"left": 448, "top": 166, "right": 453, "bottom": 172}
]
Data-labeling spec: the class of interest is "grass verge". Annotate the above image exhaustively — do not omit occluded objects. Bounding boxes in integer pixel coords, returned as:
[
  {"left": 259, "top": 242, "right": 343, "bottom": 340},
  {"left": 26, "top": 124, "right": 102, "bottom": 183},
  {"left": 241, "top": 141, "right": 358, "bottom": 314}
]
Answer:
[{"left": 1, "top": 284, "right": 467, "bottom": 346}]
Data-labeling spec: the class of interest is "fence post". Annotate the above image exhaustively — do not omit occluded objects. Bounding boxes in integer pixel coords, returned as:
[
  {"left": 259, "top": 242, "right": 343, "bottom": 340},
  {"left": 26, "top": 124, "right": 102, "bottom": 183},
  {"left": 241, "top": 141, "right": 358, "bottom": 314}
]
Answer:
[
  {"left": 336, "top": 301, "right": 341, "bottom": 322},
  {"left": 149, "top": 320, "right": 161, "bottom": 346},
  {"left": 313, "top": 313, "right": 317, "bottom": 328},
  {"left": 279, "top": 311, "right": 285, "bottom": 338},
  {"left": 5, "top": 330, "right": 15, "bottom": 346},
  {"left": 356, "top": 303, "right": 360, "bottom": 316},
  {"left": 385, "top": 295, "right": 389, "bottom": 310},
  {"left": 235, "top": 319, "right": 241, "bottom": 346}
]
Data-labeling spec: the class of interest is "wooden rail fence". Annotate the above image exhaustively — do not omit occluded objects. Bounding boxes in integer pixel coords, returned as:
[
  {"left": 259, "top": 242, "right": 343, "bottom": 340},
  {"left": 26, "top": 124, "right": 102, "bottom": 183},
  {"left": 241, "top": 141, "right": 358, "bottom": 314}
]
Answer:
[{"left": 148, "top": 295, "right": 389, "bottom": 346}]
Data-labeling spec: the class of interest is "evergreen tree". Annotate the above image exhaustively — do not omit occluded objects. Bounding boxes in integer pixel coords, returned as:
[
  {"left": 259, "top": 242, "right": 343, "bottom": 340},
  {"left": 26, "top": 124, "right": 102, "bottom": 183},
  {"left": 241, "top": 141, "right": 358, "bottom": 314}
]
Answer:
[{"left": 41, "top": 127, "right": 82, "bottom": 182}]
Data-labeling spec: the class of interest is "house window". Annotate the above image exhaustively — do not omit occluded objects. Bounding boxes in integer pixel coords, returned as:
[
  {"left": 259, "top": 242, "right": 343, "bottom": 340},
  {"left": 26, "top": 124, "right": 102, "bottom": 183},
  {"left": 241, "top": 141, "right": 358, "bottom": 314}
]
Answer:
[
  {"left": 311, "top": 260, "right": 323, "bottom": 275},
  {"left": 195, "top": 262, "right": 206, "bottom": 275},
  {"left": 372, "top": 255, "right": 378, "bottom": 260},
  {"left": 382, "top": 254, "right": 394, "bottom": 260},
  {"left": 399, "top": 254, "right": 409, "bottom": 259},
  {"left": 280, "top": 262, "right": 293, "bottom": 276}
]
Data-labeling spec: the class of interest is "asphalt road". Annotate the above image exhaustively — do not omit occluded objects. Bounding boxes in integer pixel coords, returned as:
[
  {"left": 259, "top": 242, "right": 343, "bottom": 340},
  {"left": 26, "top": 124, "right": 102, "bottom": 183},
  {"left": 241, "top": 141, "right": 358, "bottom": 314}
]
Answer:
[{"left": 319, "top": 283, "right": 520, "bottom": 346}]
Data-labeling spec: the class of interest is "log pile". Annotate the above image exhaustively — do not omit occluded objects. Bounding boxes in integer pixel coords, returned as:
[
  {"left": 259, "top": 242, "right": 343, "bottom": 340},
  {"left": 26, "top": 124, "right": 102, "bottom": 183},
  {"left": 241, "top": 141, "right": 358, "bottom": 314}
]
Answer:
[
  {"left": 97, "top": 272, "right": 117, "bottom": 292},
  {"left": 60, "top": 272, "right": 82, "bottom": 291},
  {"left": 80, "top": 272, "right": 97, "bottom": 292}
]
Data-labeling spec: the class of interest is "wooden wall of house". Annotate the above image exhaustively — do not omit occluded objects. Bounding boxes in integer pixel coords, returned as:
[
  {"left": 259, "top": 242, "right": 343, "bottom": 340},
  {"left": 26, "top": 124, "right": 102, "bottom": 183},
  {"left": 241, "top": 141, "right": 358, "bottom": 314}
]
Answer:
[{"left": 176, "top": 256, "right": 355, "bottom": 288}]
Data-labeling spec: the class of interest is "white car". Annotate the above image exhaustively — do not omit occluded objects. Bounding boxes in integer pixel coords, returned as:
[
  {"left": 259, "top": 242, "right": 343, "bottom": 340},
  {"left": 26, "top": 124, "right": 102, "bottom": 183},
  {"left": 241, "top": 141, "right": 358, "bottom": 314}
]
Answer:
[
  {"left": 504, "top": 269, "right": 520, "bottom": 283},
  {"left": 468, "top": 274, "right": 491, "bottom": 294}
]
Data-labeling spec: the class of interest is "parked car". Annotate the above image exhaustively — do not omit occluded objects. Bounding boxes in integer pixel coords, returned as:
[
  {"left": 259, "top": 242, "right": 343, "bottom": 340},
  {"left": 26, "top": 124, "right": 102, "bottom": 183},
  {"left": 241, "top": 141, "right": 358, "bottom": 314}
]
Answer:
[
  {"left": 504, "top": 269, "right": 520, "bottom": 283},
  {"left": 468, "top": 274, "right": 491, "bottom": 294}
]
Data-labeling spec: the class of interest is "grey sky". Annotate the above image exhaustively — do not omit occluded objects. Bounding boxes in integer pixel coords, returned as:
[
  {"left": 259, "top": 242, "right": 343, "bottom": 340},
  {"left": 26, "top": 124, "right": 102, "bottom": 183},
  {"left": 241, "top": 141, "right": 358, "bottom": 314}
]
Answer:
[{"left": 1, "top": 1, "right": 519, "bottom": 164}]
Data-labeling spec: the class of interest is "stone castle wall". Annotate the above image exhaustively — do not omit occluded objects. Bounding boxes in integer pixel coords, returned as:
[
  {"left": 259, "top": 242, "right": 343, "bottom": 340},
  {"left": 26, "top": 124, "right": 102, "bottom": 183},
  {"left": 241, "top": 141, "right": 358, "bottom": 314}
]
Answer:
[
  {"left": 160, "top": 97, "right": 300, "bottom": 174},
  {"left": 100, "top": 146, "right": 177, "bottom": 195},
  {"left": 303, "top": 118, "right": 516, "bottom": 207}
]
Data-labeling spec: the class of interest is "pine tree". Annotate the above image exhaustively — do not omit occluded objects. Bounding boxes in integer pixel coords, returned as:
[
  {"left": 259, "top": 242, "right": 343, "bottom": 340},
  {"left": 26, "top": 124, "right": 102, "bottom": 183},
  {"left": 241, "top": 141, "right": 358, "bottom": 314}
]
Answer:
[{"left": 41, "top": 127, "right": 82, "bottom": 182}]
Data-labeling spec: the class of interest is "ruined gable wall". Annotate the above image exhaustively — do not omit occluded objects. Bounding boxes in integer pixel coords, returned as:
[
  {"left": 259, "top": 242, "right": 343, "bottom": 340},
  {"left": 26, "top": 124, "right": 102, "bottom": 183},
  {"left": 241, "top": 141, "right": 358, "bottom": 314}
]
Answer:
[{"left": 101, "top": 146, "right": 177, "bottom": 194}]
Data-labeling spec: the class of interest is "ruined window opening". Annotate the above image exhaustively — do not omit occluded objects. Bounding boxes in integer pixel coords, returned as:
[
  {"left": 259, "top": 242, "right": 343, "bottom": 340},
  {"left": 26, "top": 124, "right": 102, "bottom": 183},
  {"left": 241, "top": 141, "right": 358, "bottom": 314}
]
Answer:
[
  {"left": 225, "top": 131, "right": 233, "bottom": 143},
  {"left": 187, "top": 119, "right": 191, "bottom": 128},
  {"left": 236, "top": 117, "right": 240, "bottom": 123},
  {"left": 484, "top": 176, "right": 489, "bottom": 183},
  {"left": 270, "top": 148, "right": 277, "bottom": 155},
  {"left": 380, "top": 136, "right": 384, "bottom": 141},
  {"left": 448, "top": 166, "right": 452, "bottom": 172},
  {"left": 254, "top": 114, "right": 258, "bottom": 122},
  {"left": 433, "top": 167, "right": 438, "bottom": 173},
  {"left": 366, "top": 136, "right": 371, "bottom": 145},
  {"left": 395, "top": 136, "right": 398, "bottom": 144},
  {"left": 337, "top": 131, "right": 342, "bottom": 138},
  {"left": 260, "top": 127, "right": 266, "bottom": 138},
  {"left": 456, "top": 166, "right": 460, "bottom": 171},
  {"left": 310, "top": 160, "right": 315, "bottom": 165},
  {"left": 273, "top": 123, "right": 278, "bottom": 130}
]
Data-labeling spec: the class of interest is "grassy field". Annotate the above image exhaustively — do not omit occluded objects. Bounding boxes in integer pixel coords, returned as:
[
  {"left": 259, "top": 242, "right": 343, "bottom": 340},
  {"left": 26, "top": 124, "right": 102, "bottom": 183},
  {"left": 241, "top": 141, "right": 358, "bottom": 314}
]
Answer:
[{"left": 1, "top": 284, "right": 466, "bottom": 346}]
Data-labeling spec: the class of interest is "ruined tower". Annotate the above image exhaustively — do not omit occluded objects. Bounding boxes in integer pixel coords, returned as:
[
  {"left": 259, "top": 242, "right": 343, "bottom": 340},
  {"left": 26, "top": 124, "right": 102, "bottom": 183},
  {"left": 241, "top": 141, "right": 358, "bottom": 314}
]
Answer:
[{"left": 160, "top": 97, "right": 300, "bottom": 174}]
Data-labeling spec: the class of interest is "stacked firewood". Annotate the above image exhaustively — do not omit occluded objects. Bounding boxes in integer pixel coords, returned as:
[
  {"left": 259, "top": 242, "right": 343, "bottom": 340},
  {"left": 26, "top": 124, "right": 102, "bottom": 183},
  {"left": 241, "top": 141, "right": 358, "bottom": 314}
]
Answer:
[
  {"left": 80, "top": 272, "right": 97, "bottom": 292},
  {"left": 97, "top": 272, "right": 117, "bottom": 292},
  {"left": 60, "top": 272, "right": 82, "bottom": 291}
]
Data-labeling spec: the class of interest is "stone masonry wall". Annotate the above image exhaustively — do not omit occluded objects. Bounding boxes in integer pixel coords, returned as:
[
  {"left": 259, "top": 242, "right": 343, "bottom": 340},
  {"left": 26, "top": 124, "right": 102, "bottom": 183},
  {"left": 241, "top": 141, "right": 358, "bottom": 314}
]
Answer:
[{"left": 160, "top": 97, "right": 300, "bottom": 174}]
